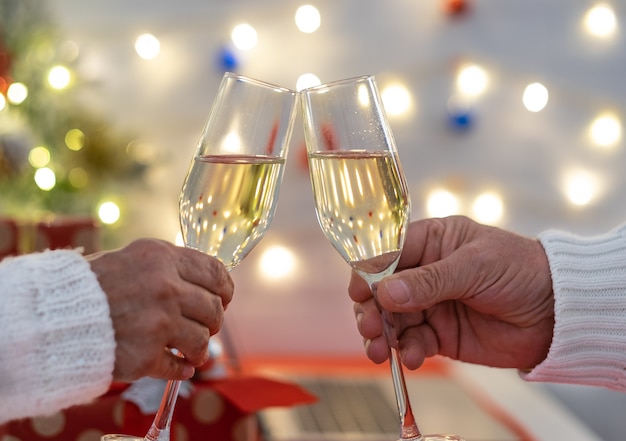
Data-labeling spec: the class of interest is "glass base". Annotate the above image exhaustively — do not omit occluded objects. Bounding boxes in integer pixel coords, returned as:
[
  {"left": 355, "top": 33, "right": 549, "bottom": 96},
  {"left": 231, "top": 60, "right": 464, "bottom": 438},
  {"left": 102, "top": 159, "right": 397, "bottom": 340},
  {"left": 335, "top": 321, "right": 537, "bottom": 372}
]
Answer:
[{"left": 101, "top": 435, "right": 143, "bottom": 441}]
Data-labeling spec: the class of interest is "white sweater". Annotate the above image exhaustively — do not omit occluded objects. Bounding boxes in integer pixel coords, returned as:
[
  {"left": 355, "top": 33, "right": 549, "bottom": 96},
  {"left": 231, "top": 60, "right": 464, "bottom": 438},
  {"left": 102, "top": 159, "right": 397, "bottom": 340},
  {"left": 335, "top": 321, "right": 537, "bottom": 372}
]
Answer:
[
  {"left": 525, "top": 224, "right": 626, "bottom": 391},
  {"left": 0, "top": 249, "right": 115, "bottom": 424}
]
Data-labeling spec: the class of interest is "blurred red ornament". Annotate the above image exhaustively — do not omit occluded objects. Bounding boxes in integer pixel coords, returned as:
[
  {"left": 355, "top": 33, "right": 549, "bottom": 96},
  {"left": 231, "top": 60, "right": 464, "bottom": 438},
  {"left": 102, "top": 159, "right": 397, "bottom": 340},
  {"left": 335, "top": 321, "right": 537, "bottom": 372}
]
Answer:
[{"left": 443, "top": 0, "right": 469, "bottom": 16}]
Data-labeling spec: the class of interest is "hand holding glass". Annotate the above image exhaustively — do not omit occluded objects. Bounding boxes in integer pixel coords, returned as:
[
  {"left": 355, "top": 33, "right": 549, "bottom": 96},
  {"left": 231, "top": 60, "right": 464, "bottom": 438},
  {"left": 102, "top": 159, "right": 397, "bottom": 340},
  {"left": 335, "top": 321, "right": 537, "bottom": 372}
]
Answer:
[
  {"left": 301, "top": 75, "right": 464, "bottom": 441},
  {"left": 102, "top": 72, "right": 298, "bottom": 441}
]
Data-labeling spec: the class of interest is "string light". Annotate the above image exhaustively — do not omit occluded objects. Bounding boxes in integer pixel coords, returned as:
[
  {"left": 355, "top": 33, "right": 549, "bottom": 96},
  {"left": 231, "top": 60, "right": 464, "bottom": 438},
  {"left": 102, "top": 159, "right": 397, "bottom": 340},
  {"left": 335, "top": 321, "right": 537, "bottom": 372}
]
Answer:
[
  {"left": 426, "top": 189, "right": 460, "bottom": 218},
  {"left": 48, "top": 65, "right": 72, "bottom": 89},
  {"left": 135, "top": 33, "right": 160, "bottom": 60},
  {"left": 7, "top": 82, "right": 28, "bottom": 104},
  {"left": 295, "top": 5, "right": 321, "bottom": 33},
  {"left": 381, "top": 83, "right": 412, "bottom": 117},
  {"left": 65, "top": 128, "right": 85, "bottom": 151},
  {"left": 583, "top": 3, "right": 617, "bottom": 38},
  {"left": 28, "top": 146, "right": 51, "bottom": 168},
  {"left": 522, "top": 82, "right": 549, "bottom": 112},
  {"left": 258, "top": 245, "right": 297, "bottom": 280},
  {"left": 563, "top": 170, "right": 596, "bottom": 206},
  {"left": 472, "top": 192, "right": 503, "bottom": 225},
  {"left": 589, "top": 112, "right": 621, "bottom": 149},
  {"left": 456, "top": 64, "right": 488, "bottom": 97},
  {"left": 231, "top": 24, "right": 258, "bottom": 50},
  {"left": 34, "top": 167, "right": 56, "bottom": 191},
  {"left": 296, "top": 73, "right": 321, "bottom": 91},
  {"left": 98, "top": 201, "right": 121, "bottom": 225}
]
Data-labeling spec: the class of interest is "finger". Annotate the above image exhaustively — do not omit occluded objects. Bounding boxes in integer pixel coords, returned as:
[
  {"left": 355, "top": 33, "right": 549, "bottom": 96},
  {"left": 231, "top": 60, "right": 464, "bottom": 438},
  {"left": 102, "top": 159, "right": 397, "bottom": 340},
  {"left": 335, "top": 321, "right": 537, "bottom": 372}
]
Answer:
[
  {"left": 376, "top": 250, "right": 477, "bottom": 312},
  {"left": 178, "top": 284, "right": 225, "bottom": 333},
  {"left": 398, "top": 324, "right": 440, "bottom": 370},
  {"left": 176, "top": 247, "right": 234, "bottom": 307},
  {"left": 150, "top": 348, "right": 197, "bottom": 380},
  {"left": 365, "top": 336, "right": 390, "bottom": 364},
  {"left": 354, "top": 298, "right": 383, "bottom": 340},
  {"left": 168, "top": 318, "right": 212, "bottom": 366},
  {"left": 348, "top": 270, "right": 372, "bottom": 302}
]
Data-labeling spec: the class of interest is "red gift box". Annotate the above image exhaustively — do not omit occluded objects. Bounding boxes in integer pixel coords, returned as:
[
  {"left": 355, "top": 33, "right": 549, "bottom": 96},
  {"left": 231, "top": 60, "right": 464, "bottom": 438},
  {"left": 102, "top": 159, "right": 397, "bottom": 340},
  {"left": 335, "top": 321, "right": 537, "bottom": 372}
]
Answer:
[
  {"left": 34, "top": 216, "right": 100, "bottom": 253},
  {"left": 0, "top": 217, "right": 19, "bottom": 260},
  {"left": 0, "top": 376, "right": 316, "bottom": 441}
]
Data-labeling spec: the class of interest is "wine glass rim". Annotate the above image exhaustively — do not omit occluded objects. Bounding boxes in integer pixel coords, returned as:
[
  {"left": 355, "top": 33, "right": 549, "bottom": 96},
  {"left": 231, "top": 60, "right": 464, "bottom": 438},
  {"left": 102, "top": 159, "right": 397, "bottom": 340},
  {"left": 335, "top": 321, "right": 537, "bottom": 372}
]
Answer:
[
  {"left": 300, "top": 74, "right": 375, "bottom": 93},
  {"left": 223, "top": 71, "right": 297, "bottom": 95}
]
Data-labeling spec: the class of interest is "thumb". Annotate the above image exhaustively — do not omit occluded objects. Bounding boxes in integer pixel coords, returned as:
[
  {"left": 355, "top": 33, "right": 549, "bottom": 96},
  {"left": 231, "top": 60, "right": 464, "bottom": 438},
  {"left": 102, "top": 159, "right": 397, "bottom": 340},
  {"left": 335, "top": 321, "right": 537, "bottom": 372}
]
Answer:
[{"left": 377, "top": 256, "right": 469, "bottom": 312}]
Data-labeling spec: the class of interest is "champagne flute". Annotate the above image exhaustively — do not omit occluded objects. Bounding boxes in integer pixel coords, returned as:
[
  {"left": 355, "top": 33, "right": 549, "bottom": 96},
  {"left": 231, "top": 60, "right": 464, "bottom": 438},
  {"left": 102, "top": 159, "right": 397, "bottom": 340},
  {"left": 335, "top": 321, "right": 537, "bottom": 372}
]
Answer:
[
  {"left": 301, "top": 75, "right": 464, "bottom": 441},
  {"left": 102, "top": 72, "right": 298, "bottom": 441}
]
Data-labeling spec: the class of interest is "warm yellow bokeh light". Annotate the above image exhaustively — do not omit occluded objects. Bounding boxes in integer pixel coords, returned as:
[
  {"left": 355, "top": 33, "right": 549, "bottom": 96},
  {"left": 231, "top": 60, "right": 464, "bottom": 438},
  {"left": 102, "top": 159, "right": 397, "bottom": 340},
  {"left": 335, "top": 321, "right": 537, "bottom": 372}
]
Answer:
[
  {"left": 589, "top": 113, "right": 621, "bottom": 149},
  {"left": 456, "top": 64, "right": 488, "bottom": 97},
  {"left": 135, "top": 33, "right": 161, "bottom": 60},
  {"left": 584, "top": 3, "right": 617, "bottom": 38},
  {"left": 426, "top": 189, "right": 460, "bottom": 218},
  {"left": 29, "top": 146, "right": 51, "bottom": 168},
  {"left": 472, "top": 192, "right": 503, "bottom": 225},
  {"left": 68, "top": 167, "right": 89, "bottom": 188},
  {"left": 381, "top": 84, "right": 412, "bottom": 116},
  {"left": 7, "top": 82, "right": 28, "bottom": 104},
  {"left": 259, "top": 245, "right": 297, "bottom": 280},
  {"left": 231, "top": 23, "right": 258, "bottom": 50},
  {"left": 296, "top": 73, "right": 321, "bottom": 91},
  {"left": 564, "top": 171, "right": 596, "bottom": 206},
  {"left": 522, "top": 82, "right": 549, "bottom": 112},
  {"left": 48, "top": 65, "right": 72, "bottom": 89},
  {"left": 34, "top": 167, "right": 56, "bottom": 191},
  {"left": 98, "top": 201, "right": 121, "bottom": 225},
  {"left": 65, "top": 128, "right": 85, "bottom": 151},
  {"left": 295, "top": 5, "right": 321, "bottom": 33}
]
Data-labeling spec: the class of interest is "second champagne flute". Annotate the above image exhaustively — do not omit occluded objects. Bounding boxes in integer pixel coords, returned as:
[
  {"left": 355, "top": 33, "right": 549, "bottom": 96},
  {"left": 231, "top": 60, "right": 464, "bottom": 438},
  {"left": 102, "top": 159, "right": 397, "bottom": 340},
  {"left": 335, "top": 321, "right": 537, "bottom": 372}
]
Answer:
[
  {"left": 301, "top": 75, "right": 465, "bottom": 441},
  {"left": 102, "top": 72, "right": 298, "bottom": 441}
]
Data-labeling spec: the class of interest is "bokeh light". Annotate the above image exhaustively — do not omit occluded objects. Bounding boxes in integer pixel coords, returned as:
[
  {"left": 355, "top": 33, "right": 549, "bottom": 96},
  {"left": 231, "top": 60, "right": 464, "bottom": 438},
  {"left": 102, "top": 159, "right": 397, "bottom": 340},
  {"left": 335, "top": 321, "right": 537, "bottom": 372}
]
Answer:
[
  {"left": 296, "top": 73, "right": 321, "bottom": 91},
  {"left": 295, "top": 5, "right": 321, "bottom": 33},
  {"left": 231, "top": 24, "right": 258, "bottom": 50},
  {"left": 98, "top": 201, "right": 121, "bottom": 225},
  {"left": 589, "top": 112, "right": 621, "bottom": 149},
  {"left": 68, "top": 167, "right": 89, "bottom": 188},
  {"left": 584, "top": 3, "right": 617, "bottom": 38},
  {"left": 259, "top": 245, "right": 297, "bottom": 280},
  {"left": 564, "top": 170, "right": 596, "bottom": 206},
  {"left": 426, "top": 189, "right": 460, "bottom": 218},
  {"left": 135, "top": 33, "right": 161, "bottom": 60},
  {"left": 7, "top": 82, "right": 28, "bottom": 104},
  {"left": 456, "top": 64, "right": 488, "bottom": 97},
  {"left": 65, "top": 128, "right": 85, "bottom": 151},
  {"left": 34, "top": 167, "right": 56, "bottom": 191},
  {"left": 48, "top": 65, "right": 72, "bottom": 89},
  {"left": 472, "top": 192, "right": 503, "bottom": 225},
  {"left": 522, "top": 82, "right": 549, "bottom": 112},
  {"left": 29, "top": 146, "right": 51, "bottom": 168},
  {"left": 381, "top": 83, "right": 412, "bottom": 116}
]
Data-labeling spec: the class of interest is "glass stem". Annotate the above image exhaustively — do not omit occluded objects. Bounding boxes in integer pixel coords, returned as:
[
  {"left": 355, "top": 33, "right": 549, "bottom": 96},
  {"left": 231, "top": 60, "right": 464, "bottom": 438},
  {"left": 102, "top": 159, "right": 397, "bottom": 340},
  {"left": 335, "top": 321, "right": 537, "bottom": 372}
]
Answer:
[
  {"left": 370, "top": 282, "right": 422, "bottom": 441},
  {"left": 143, "top": 379, "right": 182, "bottom": 441}
]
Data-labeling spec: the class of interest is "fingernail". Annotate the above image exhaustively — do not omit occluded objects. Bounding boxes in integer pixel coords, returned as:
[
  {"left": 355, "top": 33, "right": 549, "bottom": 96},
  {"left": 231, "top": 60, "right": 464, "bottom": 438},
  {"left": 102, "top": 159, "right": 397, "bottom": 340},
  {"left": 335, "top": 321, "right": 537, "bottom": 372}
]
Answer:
[
  {"left": 182, "top": 365, "right": 195, "bottom": 379},
  {"left": 386, "top": 279, "right": 410, "bottom": 304}
]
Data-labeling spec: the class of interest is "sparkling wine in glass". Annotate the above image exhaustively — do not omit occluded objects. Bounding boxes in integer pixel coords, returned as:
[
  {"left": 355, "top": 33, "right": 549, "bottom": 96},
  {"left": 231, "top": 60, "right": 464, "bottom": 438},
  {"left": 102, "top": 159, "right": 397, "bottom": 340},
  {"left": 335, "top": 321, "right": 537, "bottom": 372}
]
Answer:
[
  {"left": 102, "top": 72, "right": 298, "bottom": 441},
  {"left": 301, "top": 75, "right": 465, "bottom": 441}
]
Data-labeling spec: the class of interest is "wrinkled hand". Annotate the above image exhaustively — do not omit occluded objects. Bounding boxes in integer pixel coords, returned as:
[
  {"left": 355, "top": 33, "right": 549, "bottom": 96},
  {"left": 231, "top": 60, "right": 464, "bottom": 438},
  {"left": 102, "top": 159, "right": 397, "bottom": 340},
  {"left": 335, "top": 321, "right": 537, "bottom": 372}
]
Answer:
[
  {"left": 349, "top": 216, "right": 554, "bottom": 371},
  {"left": 87, "top": 239, "right": 233, "bottom": 382}
]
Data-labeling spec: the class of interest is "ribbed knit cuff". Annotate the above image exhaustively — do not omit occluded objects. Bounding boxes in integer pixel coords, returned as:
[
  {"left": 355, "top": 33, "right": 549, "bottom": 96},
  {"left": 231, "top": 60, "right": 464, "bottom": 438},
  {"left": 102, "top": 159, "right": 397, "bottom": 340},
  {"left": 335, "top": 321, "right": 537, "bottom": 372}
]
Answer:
[
  {"left": 522, "top": 225, "right": 626, "bottom": 391},
  {"left": 0, "top": 249, "right": 116, "bottom": 423}
]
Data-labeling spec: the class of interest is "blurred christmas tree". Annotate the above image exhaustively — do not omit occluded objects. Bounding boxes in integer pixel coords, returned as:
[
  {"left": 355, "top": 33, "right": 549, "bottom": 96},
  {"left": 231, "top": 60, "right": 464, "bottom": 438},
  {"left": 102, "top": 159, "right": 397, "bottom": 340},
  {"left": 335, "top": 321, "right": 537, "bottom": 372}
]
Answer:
[{"left": 0, "top": 0, "right": 147, "bottom": 231}]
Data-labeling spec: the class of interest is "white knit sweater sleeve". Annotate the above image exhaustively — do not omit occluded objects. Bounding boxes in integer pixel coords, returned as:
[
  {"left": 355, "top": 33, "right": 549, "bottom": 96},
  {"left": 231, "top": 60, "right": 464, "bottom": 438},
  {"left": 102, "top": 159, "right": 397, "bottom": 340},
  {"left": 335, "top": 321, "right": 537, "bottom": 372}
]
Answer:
[
  {"left": 0, "top": 249, "right": 116, "bottom": 424},
  {"left": 522, "top": 224, "right": 626, "bottom": 391}
]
